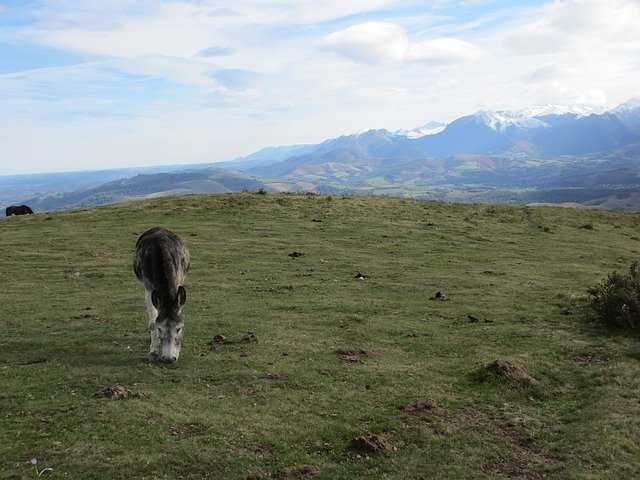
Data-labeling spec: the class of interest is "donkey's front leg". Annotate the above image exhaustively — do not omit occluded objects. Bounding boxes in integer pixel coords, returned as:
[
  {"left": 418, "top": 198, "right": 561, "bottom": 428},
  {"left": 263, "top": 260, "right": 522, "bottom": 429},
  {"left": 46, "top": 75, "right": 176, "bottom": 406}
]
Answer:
[{"left": 145, "top": 289, "right": 160, "bottom": 359}]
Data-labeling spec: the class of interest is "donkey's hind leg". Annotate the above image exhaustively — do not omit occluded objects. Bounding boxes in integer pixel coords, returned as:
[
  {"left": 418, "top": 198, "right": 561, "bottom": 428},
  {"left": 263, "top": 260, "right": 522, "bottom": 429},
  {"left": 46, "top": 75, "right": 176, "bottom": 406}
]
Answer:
[{"left": 145, "top": 289, "right": 160, "bottom": 359}]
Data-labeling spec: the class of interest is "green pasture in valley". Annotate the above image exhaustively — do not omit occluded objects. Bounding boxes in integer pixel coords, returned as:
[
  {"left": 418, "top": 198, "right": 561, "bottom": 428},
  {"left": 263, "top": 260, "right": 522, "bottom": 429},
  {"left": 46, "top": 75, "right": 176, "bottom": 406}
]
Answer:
[{"left": 1, "top": 193, "right": 638, "bottom": 479}]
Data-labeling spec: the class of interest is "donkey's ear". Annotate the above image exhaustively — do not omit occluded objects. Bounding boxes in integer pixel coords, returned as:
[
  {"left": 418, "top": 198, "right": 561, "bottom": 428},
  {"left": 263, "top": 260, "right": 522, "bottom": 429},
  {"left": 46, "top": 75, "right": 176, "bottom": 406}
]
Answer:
[
  {"left": 177, "top": 286, "right": 186, "bottom": 307},
  {"left": 151, "top": 290, "right": 162, "bottom": 308}
]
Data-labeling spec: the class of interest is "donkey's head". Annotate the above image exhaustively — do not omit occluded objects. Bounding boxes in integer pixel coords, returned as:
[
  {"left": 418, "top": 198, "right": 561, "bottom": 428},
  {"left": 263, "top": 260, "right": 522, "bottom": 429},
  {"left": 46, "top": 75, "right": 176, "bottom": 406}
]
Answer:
[{"left": 151, "top": 286, "right": 186, "bottom": 363}]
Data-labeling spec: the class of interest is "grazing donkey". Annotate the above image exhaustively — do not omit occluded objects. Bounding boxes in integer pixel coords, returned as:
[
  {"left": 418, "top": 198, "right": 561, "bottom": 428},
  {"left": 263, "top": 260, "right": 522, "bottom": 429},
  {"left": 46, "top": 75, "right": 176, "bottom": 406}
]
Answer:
[
  {"left": 6, "top": 205, "right": 34, "bottom": 216},
  {"left": 134, "top": 227, "right": 190, "bottom": 363}
]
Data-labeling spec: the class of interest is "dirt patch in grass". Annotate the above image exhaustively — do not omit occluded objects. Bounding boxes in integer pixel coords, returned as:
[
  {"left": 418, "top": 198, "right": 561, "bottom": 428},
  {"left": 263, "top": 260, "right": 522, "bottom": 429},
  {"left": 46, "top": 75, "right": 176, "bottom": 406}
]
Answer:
[
  {"left": 502, "top": 427, "right": 543, "bottom": 456},
  {"left": 243, "top": 332, "right": 259, "bottom": 343},
  {"left": 208, "top": 332, "right": 258, "bottom": 347},
  {"left": 570, "top": 347, "right": 609, "bottom": 364},
  {"left": 456, "top": 406, "right": 556, "bottom": 479},
  {"left": 350, "top": 434, "right": 394, "bottom": 455},
  {"left": 404, "top": 398, "right": 443, "bottom": 415},
  {"left": 272, "top": 465, "right": 319, "bottom": 479},
  {"left": 484, "top": 360, "right": 541, "bottom": 388},
  {"left": 336, "top": 348, "right": 369, "bottom": 364},
  {"left": 169, "top": 423, "right": 209, "bottom": 438},
  {"left": 489, "top": 426, "right": 556, "bottom": 479},
  {"left": 237, "top": 443, "right": 276, "bottom": 458},
  {"left": 94, "top": 386, "right": 144, "bottom": 400},
  {"left": 265, "top": 285, "right": 296, "bottom": 294},
  {"left": 245, "top": 464, "right": 318, "bottom": 480}
]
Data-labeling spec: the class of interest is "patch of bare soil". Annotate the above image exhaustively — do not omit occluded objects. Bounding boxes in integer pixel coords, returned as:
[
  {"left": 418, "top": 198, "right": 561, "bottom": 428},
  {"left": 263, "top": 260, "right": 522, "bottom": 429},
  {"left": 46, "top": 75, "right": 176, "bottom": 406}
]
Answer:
[
  {"left": 336, "top": 348, "right": 369, "bottom": 363},
  {"left": 265, "top": 372, "right": 289, "bottom": 381},
  {"left": 169, "top": 424, "right": 209, "bottom": 438},
  {"left": 208, "top": 332, "right": 258, "bottom": 347},
  {"left": 404, "top": 398, "right": 443, "bottom": 415},
  {"left": 570, "top": 348, "right": 609, "bottom": 364},
  {"left": 350, "top": 434, "right": 394, "bottom": 455},
  {"left": 490, "top": 426, "right": 554, "bottom": 479},
  {"left": 486, "top": 360, "right": 541, "bottom": 388},
  {"left": 502, "top": 427, "right": 543, "bottom": 455},
  {"left": 94, "top": 386, "right": 144, "bottom": 400},
  {"left": 243, "top": 332, "right": 258, "bottom": 343},
  {"left": 71, "top": 313, "right": 108, "bottom": 324},
  {"left": 456, "top": 406, "right": 556, "bottom": 479},
  {"left": 237, "top": 443, "right": 276, "bottom": 458},
  {"left": 272, "top": 465, "right": 319, "bottom": 479},
  {"left": 265, "top": 285, "right": 295, "bottom": 294},
  {"left": 245, "top": 465, "right": 318, "bottom": 480}
]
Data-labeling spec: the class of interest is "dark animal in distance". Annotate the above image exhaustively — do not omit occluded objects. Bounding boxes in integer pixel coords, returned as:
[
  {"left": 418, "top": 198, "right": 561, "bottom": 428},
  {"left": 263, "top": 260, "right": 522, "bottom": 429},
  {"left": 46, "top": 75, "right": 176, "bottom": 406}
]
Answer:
[
  {"left": 134, "top": 227, "right": 190, "bottom": 363},
  {"left": 6, "top": 205, "right": 34, "bottom": 216}
]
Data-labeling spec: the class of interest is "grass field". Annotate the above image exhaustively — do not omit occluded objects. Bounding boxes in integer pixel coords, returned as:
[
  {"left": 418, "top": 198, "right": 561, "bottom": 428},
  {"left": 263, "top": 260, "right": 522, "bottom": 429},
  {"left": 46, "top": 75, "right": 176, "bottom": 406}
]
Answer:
[{"left": 1, "top": 193, "right": 639, "bottom": 479}]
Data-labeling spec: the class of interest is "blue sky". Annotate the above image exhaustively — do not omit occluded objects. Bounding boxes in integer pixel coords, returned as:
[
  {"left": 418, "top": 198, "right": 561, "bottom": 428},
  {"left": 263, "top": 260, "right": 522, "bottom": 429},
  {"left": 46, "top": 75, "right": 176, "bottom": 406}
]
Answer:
[{"left": 1, "top": 0, "right": 639, "bottom": 175}]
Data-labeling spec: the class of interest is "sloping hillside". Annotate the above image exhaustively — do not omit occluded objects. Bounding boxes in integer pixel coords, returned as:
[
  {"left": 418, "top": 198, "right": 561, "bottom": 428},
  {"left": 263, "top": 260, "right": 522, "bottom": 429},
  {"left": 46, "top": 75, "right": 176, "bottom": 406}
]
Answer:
[
  {"left": 1, "top": 193, "right": 638, "bottom": 479},
  {"left": 22, "top": 169, "right": 267, "bottom": 211}
]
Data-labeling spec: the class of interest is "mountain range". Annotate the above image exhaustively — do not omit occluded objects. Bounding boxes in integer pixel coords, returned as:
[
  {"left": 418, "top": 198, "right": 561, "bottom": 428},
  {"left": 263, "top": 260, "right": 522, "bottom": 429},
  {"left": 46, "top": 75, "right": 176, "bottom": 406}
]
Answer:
[
  {"left": 236, "top": 101, "right": 640, "bottom": 173},
  {"left": 4, "top": 100, "right": 640, "bottom": 213}
]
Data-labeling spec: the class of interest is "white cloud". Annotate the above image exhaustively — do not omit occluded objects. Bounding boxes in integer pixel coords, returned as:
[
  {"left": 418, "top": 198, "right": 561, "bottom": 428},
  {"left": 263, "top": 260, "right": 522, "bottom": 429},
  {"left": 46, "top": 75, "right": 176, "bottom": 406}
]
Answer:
[
  {"left": 321, "top": 22, "right": 409, "bottom": 64},
  {"left": 117, "top": 55, "right": 215, "bottom": 87},
  {"left": 524, "top": 80, "right": 609, "bottom": 107},
  {"left": 209, "top": 0, "right": 401, "bottom": 24},
  {"left": 506, "top": 0, "right": 640, "bottom": 55},
  {"left": 407, "top": 37, "right": 484, "bottom": 65},
  {"left": 321, "top": 21, "right": 483, "bottom": 65},
  {"left": 24, "top": 3, "right": 226, "bottom": 59}
]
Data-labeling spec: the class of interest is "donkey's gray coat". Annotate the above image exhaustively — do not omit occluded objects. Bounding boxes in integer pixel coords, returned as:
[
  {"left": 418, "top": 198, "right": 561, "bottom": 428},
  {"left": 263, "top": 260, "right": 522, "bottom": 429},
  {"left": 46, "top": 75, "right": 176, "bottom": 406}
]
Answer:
[{"left": 134, "top": 227, "right": 190, "bottom": 363}]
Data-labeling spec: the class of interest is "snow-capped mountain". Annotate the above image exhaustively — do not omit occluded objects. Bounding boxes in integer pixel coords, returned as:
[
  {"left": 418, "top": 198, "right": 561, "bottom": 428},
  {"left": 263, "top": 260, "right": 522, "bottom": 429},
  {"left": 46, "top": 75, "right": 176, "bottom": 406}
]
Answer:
[
  {"left": 519, "top": 104, "right": 607, "bottom": 118},
  {"left": 473, "top": 110, "right": 548, "bottom": 133},
  {"left": 396, "top": 121, "right": 448, "bottom": 139},
  {"left": 614, "top": 98, "right": 640, "bottom": 132},
  {"left": 229, "top": 100, "right": 640, "bottom": 182}
]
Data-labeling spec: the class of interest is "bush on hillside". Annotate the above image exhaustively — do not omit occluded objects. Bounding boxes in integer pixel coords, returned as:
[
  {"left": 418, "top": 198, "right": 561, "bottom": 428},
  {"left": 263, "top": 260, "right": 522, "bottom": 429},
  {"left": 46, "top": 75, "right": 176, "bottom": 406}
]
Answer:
[{"left": 587, "top": 261, "right": 640, "bottom": 330}]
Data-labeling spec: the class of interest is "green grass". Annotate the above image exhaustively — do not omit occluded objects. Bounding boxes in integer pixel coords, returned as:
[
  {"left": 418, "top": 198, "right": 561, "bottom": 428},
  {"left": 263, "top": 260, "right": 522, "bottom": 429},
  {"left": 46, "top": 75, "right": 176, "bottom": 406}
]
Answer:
[{"left": 1, "top": 193, "right": 639, "bottom": 479}]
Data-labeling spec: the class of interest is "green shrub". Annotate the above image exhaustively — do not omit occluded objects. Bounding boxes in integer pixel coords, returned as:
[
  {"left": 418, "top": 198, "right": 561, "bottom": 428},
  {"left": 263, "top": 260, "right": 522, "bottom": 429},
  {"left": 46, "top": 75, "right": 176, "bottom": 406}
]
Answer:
[{"left": 587, "top": 261, "right": 640, "bottom": 330}]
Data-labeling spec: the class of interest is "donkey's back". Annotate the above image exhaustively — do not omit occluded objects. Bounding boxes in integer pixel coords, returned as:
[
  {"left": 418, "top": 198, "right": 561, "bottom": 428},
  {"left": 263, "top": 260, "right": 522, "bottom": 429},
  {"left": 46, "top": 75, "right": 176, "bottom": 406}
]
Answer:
[{"left": 134, "top": 227, "right": 190, "bottom": 293}]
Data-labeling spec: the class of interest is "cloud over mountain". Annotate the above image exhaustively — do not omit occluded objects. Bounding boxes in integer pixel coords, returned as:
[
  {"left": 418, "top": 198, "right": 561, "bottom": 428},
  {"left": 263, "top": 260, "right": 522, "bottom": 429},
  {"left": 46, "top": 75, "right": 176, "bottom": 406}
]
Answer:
[{"left": 321, "top": 22, "right": 483, "bottom": 65}]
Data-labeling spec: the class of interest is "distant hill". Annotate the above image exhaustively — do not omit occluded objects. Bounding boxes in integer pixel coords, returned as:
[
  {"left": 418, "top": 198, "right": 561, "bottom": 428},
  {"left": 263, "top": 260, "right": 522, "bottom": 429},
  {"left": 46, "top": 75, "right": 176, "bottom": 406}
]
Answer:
[{"left": 22, "top": 169, "right": 267, "bottom": 212}]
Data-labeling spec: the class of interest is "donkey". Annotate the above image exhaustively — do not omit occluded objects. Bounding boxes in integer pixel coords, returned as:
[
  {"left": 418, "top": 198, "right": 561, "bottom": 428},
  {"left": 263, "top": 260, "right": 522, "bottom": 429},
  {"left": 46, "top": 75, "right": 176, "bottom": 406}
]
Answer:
[
  {"left": 6, "top": 205, "right": 34, "bottom": 216},
  {"left": 134, "top": 227, "right": 190, "bottom": 363}
]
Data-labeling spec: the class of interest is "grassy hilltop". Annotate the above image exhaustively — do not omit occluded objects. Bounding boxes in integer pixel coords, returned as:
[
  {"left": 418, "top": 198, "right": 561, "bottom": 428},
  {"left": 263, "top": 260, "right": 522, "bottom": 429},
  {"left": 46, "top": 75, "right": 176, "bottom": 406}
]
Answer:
[{"left": 1, "top": 193, "right": 638, "bottom": 479}]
